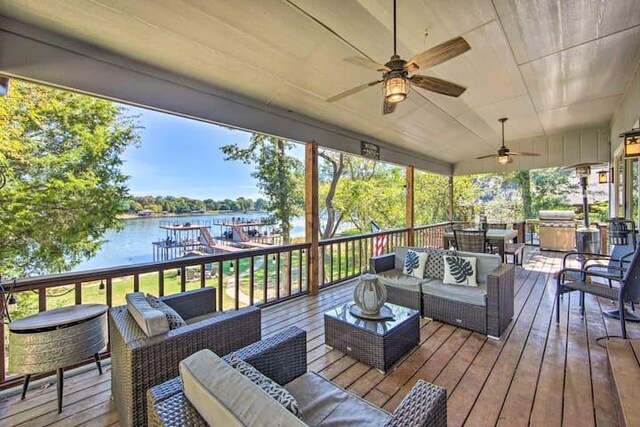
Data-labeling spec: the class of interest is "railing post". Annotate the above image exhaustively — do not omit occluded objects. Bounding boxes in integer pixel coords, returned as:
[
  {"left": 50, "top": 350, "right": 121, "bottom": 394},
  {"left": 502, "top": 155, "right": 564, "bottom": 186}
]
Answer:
[
  {"left": 406, "top": 165, "right": 415, "bottom": 246},
  {"left": 305, "top": 141, "right": 320, "bottom": 295},
  {"left": 448, "top": 175, "right": 454, "bottom": 221}
]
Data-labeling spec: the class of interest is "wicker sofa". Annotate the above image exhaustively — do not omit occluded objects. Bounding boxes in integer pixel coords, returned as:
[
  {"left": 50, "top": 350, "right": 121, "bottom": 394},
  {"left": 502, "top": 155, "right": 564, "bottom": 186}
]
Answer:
[
  {"left": 371, "top": 247, "right": 514, "bottom": 338},
  {"left": 109, "top": 287, "right": 262, "bottom": 427},
  {"left": 147, "top": 326, "right": 447, "bottom": 427}
]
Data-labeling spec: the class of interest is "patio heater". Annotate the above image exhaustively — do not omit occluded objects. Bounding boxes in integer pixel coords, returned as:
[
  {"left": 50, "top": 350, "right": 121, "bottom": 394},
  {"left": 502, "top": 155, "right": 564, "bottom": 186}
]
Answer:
[{"left": 572, "top": 164, "right": 600, "bottom": 254}]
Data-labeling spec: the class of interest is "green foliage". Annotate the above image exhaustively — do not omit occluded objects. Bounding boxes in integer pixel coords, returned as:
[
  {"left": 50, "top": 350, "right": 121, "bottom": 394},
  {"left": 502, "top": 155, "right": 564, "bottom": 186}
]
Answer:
[
  {"left": 122, "top": 195, "right": 263, "bottom": 213},
  {"left": 0, "top": 81, "right": 141, "bottom": 276},
  {"left": 221, "top": 134, "right": 304, "bottom": 243},
  {"left": 528, "top": 168, "right": 577, "bottom": 215},
  {"left": 331, "top": 158, "right": 405, "bottom": 231}
]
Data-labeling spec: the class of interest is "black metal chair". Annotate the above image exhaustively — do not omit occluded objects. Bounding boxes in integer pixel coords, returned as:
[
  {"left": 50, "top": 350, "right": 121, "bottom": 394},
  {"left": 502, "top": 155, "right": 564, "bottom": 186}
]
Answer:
[
  {"left": 454, "top": 229, "right": 488, "bottom": 253},
  {"left": 556, "top": 242, "right": 640, "bottom": 338},
  {"left": 557, "top": 218, "right": 638, "bottom": 318}
]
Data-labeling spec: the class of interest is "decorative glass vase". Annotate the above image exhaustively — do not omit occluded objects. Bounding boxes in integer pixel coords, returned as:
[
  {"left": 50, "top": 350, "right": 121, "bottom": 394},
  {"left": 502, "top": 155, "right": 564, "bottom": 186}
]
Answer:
[{"left": 353, "top": 273, "right": 386, "bottom": 315}]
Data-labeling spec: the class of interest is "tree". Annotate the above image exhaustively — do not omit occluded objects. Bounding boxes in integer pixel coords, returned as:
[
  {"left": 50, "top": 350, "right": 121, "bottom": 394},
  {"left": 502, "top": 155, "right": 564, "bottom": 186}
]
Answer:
[
  {"left": 221, "top": 134, "right": 303, "bottom": 243},
  {"left": 318, "top": 151, "right": 345, "bottom": 238},
  {"left": 0, "top": 80, "right": 141, "bottom": 276},
  {"left": 512, "top": 171, "right": 533, "bottom": 219},
  {"left": 331, "top": 158, "right": 405, "bottom": 231},
  {"left": 414, "top": 171, "right": 450, "bottom": 224},
  {"left": 254, "top": 198, "right": 268, "bottom": 211}
]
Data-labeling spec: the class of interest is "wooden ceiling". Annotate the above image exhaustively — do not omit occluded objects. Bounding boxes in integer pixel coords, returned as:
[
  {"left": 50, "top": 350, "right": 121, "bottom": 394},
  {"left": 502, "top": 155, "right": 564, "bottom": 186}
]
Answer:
[{"left": 0, "top": 0, "right": 639, "bottom": 165}]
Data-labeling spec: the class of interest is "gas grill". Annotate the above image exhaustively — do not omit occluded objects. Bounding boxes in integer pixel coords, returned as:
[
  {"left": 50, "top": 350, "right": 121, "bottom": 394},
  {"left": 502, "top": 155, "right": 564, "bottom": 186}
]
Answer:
[{"left": 539, "top": 210, "right": 576, "bottom": 251}]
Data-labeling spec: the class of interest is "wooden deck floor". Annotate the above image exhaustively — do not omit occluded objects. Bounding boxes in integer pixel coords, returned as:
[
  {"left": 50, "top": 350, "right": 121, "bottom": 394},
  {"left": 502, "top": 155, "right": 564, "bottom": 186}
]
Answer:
[{"left": 1, "top": 247, "right": 638, "bottom": 426}]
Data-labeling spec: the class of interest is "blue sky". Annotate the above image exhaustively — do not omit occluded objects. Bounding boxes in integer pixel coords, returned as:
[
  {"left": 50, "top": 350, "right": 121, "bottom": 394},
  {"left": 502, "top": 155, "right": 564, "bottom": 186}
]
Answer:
[{"left": 121, "top": 105, "right": 304, "bottom": 200}]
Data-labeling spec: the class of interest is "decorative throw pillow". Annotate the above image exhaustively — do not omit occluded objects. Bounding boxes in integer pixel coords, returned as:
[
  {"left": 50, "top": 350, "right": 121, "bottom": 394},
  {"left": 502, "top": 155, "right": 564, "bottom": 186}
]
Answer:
[
  {"left": 443, "top": 255, "right": 478, "bottom": 286},
  {"left": 423, "top": 248, "right": 452, "bottom": 279},
  {"left": 227, "top": 353, "right": 301, "bottom": 418},
  {"left": 402, "top": 249, "right": 428, "bottom": 279},
  {"left": 146, "top": 294, "right": 187, "bottom": 330}
]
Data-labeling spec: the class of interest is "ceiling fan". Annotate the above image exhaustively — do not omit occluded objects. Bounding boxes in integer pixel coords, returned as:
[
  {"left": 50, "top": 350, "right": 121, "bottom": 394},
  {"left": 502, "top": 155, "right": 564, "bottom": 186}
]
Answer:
[
  {"left": 326, "top": 0, "right": 470, "bottom": 115},
  {"left": 476, "top": 118, "right": 540, "bottom": 164}
]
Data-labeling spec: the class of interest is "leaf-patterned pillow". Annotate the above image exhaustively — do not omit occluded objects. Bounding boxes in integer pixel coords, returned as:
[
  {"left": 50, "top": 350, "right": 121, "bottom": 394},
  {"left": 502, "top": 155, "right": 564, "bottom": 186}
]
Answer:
[
  {"left": 443, "top": 255, "right": 478, "bottom": 286},
  {"left": 402, "top": 249, "right": 428, "bottom": 279},
  {"left": 146, "top": 294, "right": 187, "bottom": 330},
  {"left": 227, "top": 353, "right": 301, "bottom": 418}
]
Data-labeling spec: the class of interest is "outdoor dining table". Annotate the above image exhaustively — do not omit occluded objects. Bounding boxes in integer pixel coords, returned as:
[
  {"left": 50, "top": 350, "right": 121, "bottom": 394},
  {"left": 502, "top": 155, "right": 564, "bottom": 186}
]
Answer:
[{"left": 443, "top": 228, "right": 518, "bottom": 262}]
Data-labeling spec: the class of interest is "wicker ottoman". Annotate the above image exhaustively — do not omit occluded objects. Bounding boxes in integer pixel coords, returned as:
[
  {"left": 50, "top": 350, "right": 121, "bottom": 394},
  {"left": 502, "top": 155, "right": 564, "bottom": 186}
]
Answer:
[{"left": 324, "top": 302, "right": 419, "bottom": 373}]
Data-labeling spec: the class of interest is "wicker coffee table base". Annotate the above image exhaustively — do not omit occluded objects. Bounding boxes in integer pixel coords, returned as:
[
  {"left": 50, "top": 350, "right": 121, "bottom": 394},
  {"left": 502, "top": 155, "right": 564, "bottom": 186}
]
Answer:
[{"left": 324, "top": 310, "right": 420, "bottom": 373}]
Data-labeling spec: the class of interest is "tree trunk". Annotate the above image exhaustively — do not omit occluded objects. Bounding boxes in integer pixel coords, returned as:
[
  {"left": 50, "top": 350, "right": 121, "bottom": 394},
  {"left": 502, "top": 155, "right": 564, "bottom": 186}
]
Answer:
[
  {"left": 319, "top": 152, "right": 345, "bottom": 239},
  {"left": 515, "top": 171, "right": 533, "bottom": 219}
]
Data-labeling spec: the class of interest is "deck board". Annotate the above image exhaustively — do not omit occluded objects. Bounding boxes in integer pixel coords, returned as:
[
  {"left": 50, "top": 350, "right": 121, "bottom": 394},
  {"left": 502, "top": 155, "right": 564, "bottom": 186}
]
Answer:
[{"left": 1, "top": 247, "right": 638, "bottom": 426}]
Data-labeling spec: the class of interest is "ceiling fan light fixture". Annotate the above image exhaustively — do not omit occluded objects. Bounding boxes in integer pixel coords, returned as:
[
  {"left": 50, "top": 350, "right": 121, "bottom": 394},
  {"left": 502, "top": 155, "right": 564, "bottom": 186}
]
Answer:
[
  {"left": 384, "top": 76, "right": 409, "bottom": 103},
  {"left": 497, "top": 154, "right": 512, "bottom": 165}
]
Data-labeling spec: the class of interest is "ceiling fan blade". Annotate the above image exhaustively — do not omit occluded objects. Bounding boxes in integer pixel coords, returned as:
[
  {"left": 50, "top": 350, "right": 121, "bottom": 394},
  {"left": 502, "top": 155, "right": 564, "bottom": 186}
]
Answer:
[
  {"left": 476, "top": 154, "right": 498, "bottom": 160},
  {"left": 410, "top": 75, "right": 466, "bottom": 97},
  {"left": 406, "top": 37, "right": 471, "bottom": 72},
  {"left": 383, "top": 99, "right": 396, "bottom": 115},
  {"left": 344, "top": 57, "right": 390, "bottom": 73},
  {"left": 326, "top": 80, "right": 383, "bottom": 103},
  {"left": 510, "top": 152, "right": 541, "bottom": 157}
]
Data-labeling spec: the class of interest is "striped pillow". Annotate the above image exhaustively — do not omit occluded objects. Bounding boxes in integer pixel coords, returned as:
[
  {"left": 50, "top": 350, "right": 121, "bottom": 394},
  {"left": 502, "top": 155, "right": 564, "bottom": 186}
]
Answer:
[
  {"left": 227, "top": 353, "right": 301, "bottom": 418},
  {"left": 146, "top": 294, "right": 187, "bottom": 330}
]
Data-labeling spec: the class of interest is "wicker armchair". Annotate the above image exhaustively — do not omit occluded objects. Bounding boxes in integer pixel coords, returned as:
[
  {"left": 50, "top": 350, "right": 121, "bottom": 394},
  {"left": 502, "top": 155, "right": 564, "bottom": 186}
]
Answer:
[
  {"left": 147, "top": 327, "right": 447, "bottom": 427},
  {"left": 454, "top": 229, "right": 488, "bottom": 253},
  {"left": 109, "top": 287, "right": 262, "bottom": 427}
]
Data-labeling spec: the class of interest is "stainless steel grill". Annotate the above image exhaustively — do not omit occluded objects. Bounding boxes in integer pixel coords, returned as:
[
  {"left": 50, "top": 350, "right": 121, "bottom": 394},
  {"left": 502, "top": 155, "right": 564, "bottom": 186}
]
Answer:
[{"left": 539, "top": 210, "right": 576, "bottom": 251}]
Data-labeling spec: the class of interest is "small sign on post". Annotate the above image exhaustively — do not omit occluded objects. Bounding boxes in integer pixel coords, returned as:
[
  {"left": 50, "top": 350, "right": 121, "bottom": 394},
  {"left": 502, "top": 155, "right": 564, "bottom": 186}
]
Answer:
[{"left": 361, "top": 141, "right": 380, "bottom": 160}]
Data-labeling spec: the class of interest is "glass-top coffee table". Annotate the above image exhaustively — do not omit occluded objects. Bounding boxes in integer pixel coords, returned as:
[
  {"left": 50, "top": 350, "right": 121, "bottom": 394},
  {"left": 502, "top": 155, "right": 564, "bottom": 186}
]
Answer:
[{"left": 324, "top": 302, "right": 420, "bottom": 373}]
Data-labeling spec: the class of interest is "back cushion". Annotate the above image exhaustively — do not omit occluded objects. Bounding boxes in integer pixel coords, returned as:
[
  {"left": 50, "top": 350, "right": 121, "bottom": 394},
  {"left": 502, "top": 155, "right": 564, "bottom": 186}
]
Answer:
[
  {"left": 125, "top": 292, "right": 170, "bottom": 337},
  {"left": 180, "top": 350, "right": 305, "bottom": 427},
  {"left": 456, "top": 251, "right": 502, "bottom": 284},
  {"left": 394, "top": 247, "right": 410, "bottom": 270}
]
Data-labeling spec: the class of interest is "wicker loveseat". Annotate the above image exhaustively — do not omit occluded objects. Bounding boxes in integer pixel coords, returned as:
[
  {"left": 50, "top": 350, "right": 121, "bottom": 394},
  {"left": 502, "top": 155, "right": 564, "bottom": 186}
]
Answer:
[
  {"left": 109, "top": 287, "right": 262, "bottom": 427},
  {"left": 147, "top": 326, "right": 447, "bottom": 427},
  {"left": 371, "top": 247, "right": 514, "bottom": 338}
]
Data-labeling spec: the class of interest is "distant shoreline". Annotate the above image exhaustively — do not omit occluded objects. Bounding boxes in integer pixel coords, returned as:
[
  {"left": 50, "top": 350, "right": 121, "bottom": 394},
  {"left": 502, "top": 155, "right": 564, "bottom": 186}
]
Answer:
[{"left": 117, "top": 210, "right": 269, "bottom": 220}]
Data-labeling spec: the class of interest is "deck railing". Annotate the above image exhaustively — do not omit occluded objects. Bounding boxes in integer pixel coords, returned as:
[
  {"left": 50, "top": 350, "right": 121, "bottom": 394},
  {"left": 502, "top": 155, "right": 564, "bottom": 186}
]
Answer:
[
  {"left": 0, "top": 243, "right": 310, "bottom": 388},
  {"left": 0, "top": 222, "right": 454, "bottom": 388},
  {"left": 318, "top": 222, "right": 452, "bottom": 287}
]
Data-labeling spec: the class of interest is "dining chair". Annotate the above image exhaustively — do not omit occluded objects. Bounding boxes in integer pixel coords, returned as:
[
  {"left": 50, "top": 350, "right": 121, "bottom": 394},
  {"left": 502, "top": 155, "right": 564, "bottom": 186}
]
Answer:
[{"left": 453, "top": 229, "right": 488, "bottom": 253}]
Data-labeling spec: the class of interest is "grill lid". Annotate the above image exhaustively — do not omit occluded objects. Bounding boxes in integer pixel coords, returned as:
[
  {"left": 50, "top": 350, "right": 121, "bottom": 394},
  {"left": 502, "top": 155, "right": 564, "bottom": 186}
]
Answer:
[{"left": 538, "top": 210, "right": 575, "bottom": 221}]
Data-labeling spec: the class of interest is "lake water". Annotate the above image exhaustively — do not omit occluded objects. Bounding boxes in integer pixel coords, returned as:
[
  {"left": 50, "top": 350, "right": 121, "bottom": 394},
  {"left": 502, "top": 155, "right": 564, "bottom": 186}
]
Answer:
[{"left": 73, "top": 212, "right": 306, "bottom": 271}]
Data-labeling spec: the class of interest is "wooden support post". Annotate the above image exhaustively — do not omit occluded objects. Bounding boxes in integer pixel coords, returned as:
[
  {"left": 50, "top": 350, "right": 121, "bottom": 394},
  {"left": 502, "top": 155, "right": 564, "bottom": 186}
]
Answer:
[
  {"left": 305, "top": 141, "right": 320, "bottom": 295},
  {"left": 448, "top": 175, "right": 454, "bottom": 222},
  {"left": 406, "top": 165, "right": 415, "bottom": 246}
]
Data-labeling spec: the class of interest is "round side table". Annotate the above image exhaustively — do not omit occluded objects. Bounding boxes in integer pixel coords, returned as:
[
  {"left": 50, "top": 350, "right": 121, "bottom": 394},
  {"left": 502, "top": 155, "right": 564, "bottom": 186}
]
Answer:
[{"left": 8, "top": 304, "right": 108, "bottom": 413}]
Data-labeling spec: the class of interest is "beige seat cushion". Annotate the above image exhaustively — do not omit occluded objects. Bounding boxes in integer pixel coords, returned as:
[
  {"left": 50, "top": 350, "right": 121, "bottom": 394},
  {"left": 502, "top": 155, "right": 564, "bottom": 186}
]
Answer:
[
  {"left": 125, "top": 292, "right": 169, "bottom": 337},
  {"left": 421, "top": 279, "right": 488, "bottom": 307},
  {"left": 377, "top": 269, "right": 427, "bottom": 293},
  {"left": 284, "top": 372, "right": 389, "bottom": 426},
  {"left": 180, "top": 349, "right": 305, "bottom": 427}
]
